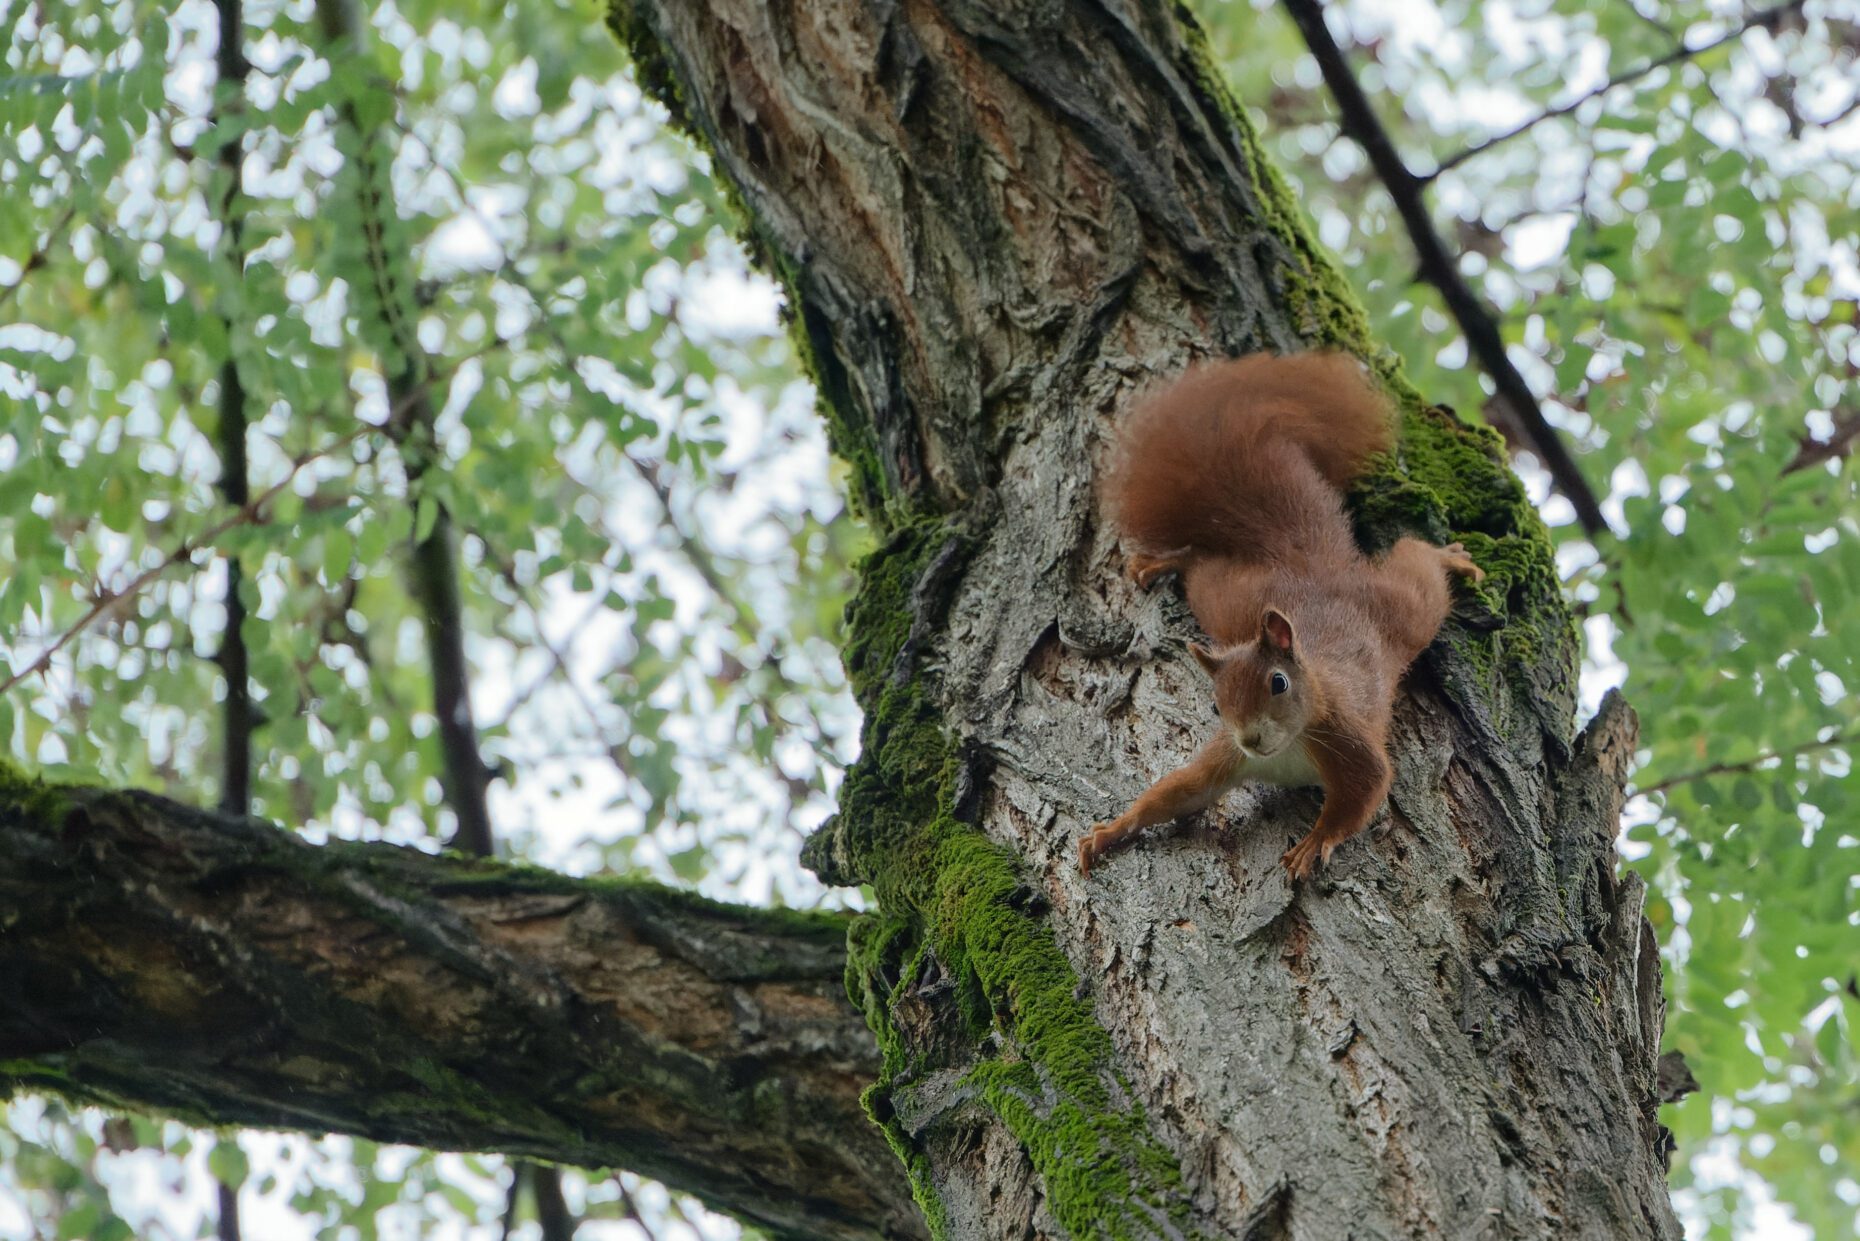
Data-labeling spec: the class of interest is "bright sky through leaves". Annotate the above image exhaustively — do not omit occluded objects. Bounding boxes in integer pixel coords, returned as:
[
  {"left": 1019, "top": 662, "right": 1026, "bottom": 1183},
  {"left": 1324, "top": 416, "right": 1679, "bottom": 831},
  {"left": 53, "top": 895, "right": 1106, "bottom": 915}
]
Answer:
[{"left": 3, "top": 0, "right": 1858, "bottom": 1236}]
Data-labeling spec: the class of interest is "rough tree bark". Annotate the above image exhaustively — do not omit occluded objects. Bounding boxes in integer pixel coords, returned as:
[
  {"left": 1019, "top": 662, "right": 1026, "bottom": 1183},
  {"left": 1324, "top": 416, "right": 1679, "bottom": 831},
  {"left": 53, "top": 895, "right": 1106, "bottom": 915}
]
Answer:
[
  {"left": 1, "top": 1, "right": 1681, "bottom": 1238},
  {"left": 617, "top": 0, "right": 1679, "bottom": 1236},
  {"left": 0, "top": 776, "right": 922, "bottom": 1240}
]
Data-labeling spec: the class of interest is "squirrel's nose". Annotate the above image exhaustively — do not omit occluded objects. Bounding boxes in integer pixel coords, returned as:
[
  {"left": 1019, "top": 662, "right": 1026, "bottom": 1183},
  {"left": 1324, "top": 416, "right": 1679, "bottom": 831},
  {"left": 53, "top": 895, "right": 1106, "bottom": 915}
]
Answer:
[{"left": 1241, "top": 732, "right": 1261, "bottom": 750}]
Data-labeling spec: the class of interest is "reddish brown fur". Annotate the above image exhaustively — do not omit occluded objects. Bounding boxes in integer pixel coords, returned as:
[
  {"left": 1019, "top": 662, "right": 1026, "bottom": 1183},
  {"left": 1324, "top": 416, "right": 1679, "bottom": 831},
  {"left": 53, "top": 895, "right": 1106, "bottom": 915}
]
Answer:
[
  {"left": 1080, "top": 353, "right": 1484, "bottom": 880},
  {"left": 1107, "top": 351, "right": 1394, "bottom": 573}
]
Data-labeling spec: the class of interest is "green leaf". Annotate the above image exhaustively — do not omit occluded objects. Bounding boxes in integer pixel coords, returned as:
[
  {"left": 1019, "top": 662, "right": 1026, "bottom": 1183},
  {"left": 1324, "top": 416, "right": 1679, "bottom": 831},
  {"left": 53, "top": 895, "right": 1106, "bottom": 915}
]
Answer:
[
  {"left": 207, "top": 1139, "right": 249, "bottom": 1190},
  {"left": 414, "top": 495, "right": 439, "bottom": 545}
]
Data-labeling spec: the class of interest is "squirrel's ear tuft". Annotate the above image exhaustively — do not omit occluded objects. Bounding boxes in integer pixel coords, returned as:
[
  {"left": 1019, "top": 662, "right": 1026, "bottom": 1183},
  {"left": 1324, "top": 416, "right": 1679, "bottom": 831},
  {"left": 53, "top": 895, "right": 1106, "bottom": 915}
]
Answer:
[
  {"left": 1261, "top": 608, "right": 1296, "bottom": 655},
  {"left": 1189, "top": 642, "right": 1224, "bottom": 675}
]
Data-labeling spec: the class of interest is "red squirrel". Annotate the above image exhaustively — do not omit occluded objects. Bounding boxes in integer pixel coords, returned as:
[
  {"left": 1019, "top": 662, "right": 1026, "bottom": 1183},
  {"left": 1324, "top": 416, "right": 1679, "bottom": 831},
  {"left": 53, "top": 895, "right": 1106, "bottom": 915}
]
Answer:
[{"left": 1079, "top": 352, "right": 1484, "bottom": 881}]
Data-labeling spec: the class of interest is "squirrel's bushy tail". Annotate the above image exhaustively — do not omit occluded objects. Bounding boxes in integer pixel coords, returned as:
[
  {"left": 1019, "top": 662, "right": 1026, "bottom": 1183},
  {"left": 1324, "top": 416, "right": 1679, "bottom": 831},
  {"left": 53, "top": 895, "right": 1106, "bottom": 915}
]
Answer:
[{"left": 1107, "top": 352, "right": 1394, "bottom": 561}]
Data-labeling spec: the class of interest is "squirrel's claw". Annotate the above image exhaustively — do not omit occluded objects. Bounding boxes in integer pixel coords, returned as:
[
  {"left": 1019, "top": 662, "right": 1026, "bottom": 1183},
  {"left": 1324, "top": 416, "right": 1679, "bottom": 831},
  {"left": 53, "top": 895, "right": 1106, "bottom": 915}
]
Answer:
[
  {"left": 1281, "top": 833, "right": 1334, "bottom": 881},
  {"left": 1079, "top": 821, "right": 1126, "bottom": 876}
]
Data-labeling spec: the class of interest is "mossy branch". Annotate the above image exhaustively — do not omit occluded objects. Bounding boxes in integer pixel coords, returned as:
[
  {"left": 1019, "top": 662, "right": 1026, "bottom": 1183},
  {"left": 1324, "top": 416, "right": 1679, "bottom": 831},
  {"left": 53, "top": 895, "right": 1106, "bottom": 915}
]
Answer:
[{"left": 0, "top": 766, "right": 925, "bottom": 1241}]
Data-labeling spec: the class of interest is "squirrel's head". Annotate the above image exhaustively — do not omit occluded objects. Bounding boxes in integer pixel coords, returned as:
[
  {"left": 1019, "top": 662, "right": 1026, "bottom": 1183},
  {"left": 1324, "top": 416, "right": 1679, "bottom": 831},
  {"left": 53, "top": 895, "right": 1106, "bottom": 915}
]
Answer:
[{"left": 1194, "top": 608, "right": 1310, "bottom": 759}]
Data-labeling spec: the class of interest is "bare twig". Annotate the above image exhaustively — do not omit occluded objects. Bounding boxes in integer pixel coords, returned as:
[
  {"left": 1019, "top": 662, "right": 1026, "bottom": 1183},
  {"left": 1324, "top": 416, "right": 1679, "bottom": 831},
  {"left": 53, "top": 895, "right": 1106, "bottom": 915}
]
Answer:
[
  {"left": 0, "top": 205, "right": 77, "bottom": 313},
  {"left": 1781, "top": 408, "right": 1860, "bottom": 475},
  {"left": 1425, "top": 0, "right": 1810, "bottom": 182},
  {"left": 1280, "top": 0, "right": 1611, "bottom": 537},
  {"left": 1635, "top": 729, "right": 1851, "bottom": 797},
  {"left": 0, "top": 428, "right": 370, "bottom": 697}
]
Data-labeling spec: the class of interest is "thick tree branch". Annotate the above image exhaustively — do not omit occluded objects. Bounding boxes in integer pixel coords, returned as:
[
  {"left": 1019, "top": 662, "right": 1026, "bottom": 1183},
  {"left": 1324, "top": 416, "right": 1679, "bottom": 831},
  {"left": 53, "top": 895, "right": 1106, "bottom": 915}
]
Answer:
[
  {"left": 0, "top": 773, "right": 924, "bottom": 1241},
  {"left": 1281, "top": 0, "right": 1611, "bottom": 538}
]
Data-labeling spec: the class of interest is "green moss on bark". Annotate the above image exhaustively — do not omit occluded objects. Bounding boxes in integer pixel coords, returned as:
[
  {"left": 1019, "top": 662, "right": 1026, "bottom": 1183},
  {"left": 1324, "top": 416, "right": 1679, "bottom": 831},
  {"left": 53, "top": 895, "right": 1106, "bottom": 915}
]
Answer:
[
  {"left": 0, "top": 758, "right": 74, "bottom": 822},
  {"left": 828, "top": 522, "right": 1201, "bottom": 1238}
]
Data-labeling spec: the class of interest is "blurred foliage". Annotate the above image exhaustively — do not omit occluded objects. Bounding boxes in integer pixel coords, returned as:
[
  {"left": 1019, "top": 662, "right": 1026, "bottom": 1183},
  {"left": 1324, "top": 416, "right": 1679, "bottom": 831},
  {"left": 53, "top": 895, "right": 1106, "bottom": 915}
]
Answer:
[
  {"left": 0, "top": 0, "right": 855, "bottom": 1235},
  {"left": 1202, "top": 0, "right": 1859, "bottom": 1235}
]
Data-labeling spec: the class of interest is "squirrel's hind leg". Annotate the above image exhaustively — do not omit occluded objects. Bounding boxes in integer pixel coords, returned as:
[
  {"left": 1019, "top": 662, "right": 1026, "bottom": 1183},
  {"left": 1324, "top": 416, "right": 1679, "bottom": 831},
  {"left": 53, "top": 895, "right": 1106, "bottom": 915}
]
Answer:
[
  {"left": 1370, "top": 537, "right": 1483, "bottom": 657},
  {"left": 1439, "top": 541, "right": 1486, "bottom": 583},
  {"left": 1126, "top": 545, "right": 1193, "bottom": 589}
]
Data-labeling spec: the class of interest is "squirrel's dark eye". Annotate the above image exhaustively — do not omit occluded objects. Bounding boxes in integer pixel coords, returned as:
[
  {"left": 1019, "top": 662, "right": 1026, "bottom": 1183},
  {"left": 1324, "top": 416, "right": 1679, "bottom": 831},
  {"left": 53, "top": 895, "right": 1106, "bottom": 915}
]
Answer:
[{"left": 1269, "top": 671, "right": 1289, "bottom": 696}]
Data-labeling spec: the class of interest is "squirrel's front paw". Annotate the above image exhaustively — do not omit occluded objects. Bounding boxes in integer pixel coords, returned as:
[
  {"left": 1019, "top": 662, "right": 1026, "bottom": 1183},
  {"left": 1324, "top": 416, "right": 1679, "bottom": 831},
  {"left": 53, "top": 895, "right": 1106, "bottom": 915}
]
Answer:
[
  {"left": 1280, "top": 833, "right": 1334, "bottom": 881},
  {"left": 1441, "top": 541, "right": 1486, "bottom": 584},
  {"left": 1078, "top": 823, "right": 1124, "bottom": 876}
]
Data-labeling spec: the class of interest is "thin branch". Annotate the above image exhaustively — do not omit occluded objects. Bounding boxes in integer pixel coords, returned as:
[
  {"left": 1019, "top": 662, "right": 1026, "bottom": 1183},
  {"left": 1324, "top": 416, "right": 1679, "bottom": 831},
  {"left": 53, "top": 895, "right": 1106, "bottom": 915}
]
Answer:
[
  {"left": 487, "top": 588, "right": 610, "bottom": 732},
  {"left": 1781, "top": 408, "right": 1860, "bottom": 475},
  {"left": 211, "top": 0, "right": 256, "bottom": 820},
  {"left": 1635, "top": 730, "right": 1851, "bottom": 797},
  {"left": 531, "top": 1161, "right": 575, "bottom": 1241},
  {"left": 1280, "top": 0, "right": 1611, "bottom": 537},
  {"left": 612, "top": 1175, "right": 662, "bottom": 1241},
  {"left": 315, "top": 0, "right": 505, "bottom": 858},
  {"left": 0, "top": 204, "right": 77, "bottom": 313},
  {"left": 214, "top": 1179, "right": 242, "bottom": 1241},
  {"left": 0, "top": 427, "right": 370, "bottom": 698},
  {"left": 1425, "top": 0, "right": 1809, "bottom": 182},
  {"left": 1618, "top": 0, "right": 1677, "bottom": 42},
  {"left": 209, "top": 2, "right": 254, "bottom": 1230},
  {"left": 500, "top": 1167, "right": 522, "bottom": 1241}
]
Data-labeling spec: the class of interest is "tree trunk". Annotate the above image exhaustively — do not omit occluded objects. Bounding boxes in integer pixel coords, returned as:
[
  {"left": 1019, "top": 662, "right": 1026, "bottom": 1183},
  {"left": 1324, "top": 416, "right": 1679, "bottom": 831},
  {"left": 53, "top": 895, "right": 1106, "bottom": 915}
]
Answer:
[{"left": 619, "top": 1, "right": 1679, "bottom": 1237}]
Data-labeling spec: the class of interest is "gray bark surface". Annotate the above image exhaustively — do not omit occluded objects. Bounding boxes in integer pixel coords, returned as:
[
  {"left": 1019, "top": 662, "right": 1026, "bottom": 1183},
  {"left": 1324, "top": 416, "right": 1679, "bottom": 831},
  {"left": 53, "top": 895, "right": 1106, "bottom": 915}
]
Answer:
[{"left": 623, "top": 0, "right": 1680, "bottom": 1236}]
